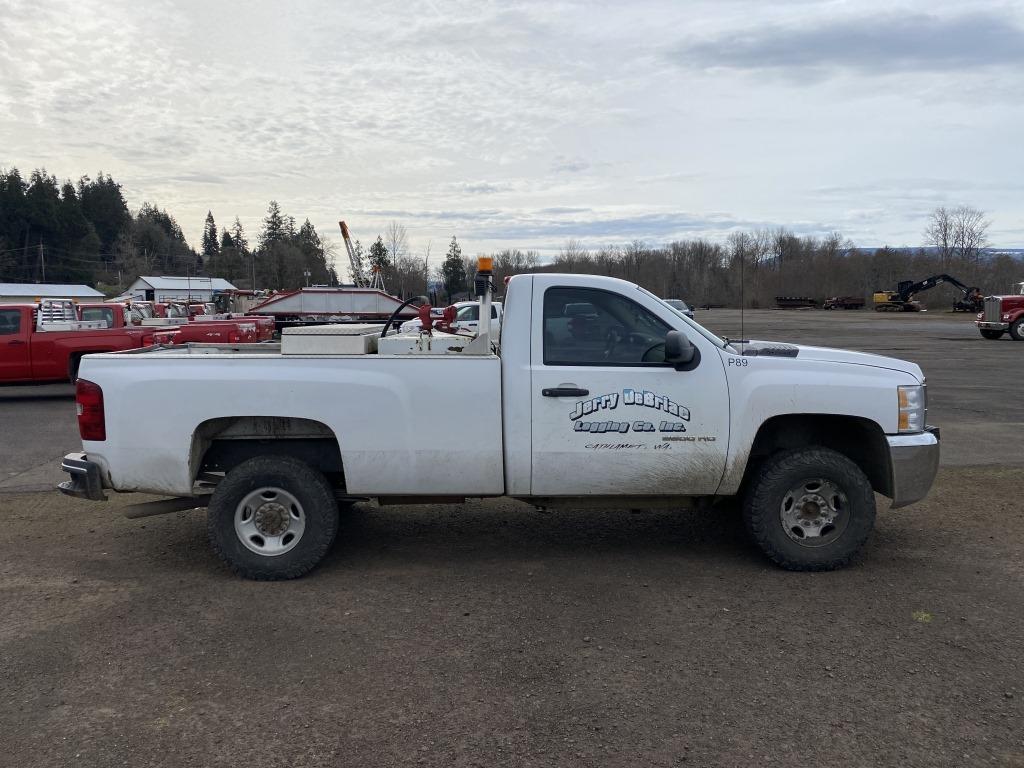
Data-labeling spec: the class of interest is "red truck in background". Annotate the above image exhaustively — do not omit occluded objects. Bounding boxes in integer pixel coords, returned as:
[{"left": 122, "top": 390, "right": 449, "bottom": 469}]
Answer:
[
  {"left": 127, "top": 300, "right": 274, "bottom": 341},
  {"left": 76, "top": 302, "right": 131, "bottom": 329},
  {"left": 0, "top": 300, "right": 157, "bottom": 383},
  {"left": 151, "top": 319, "right": 263, "bottom": 346},
  {"left": 976, "top": 283, "right": 1024, "bottom": 340}
]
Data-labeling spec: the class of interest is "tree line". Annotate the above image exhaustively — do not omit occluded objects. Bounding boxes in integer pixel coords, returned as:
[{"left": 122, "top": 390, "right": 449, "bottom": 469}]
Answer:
[
  {"left": 1, "top": 166, "right": 1017, "bottom": 307},
  {"left": 0, "top": 167, "right": 336, "bottom": 293},
  {"left": 532, "top": 223, "right": 1020, "bottom": 310}
]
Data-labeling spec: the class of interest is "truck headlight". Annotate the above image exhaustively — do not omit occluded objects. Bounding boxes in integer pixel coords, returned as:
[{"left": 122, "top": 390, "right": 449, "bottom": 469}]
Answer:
[{"left": 897, "top": 385, "right": 926, "bottom": 433}]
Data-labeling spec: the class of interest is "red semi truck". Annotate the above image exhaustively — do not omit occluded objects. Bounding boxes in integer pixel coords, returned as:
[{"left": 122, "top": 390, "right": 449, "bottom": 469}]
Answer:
[
  {"left": 976, "top": 283, "right": 1024, "bottom": 340},
  {"left": 0, "top": 300, "right": 157, "bottom": 383}
]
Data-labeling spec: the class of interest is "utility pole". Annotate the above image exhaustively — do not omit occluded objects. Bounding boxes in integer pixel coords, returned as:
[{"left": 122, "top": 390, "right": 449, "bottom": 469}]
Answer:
[
  {"left": 252, "top": 252, "right": 257, "bottom": 292},
  {"left": 304, "top": 269, "right": 311, "bottom": 287},
  {"left": 38, "top": 242, "right": 45, "bottom": 283}
]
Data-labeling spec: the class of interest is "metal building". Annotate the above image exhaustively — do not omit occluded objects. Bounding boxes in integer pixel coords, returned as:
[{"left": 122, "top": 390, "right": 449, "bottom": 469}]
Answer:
[
  {"left": 0, "top": 283, "right": 105, "bottom": 303},
  {"left": 123, "top": 276, "right": 237, "bottom": 303}
]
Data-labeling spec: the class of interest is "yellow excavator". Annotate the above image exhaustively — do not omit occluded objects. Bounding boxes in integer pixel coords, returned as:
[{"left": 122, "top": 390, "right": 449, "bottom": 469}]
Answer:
[{"left": 873, "top": 274, "right": 983, "bottom": 312}]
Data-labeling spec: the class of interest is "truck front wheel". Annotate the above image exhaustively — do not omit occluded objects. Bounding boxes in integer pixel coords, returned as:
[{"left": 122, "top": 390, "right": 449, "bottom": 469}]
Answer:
[
  {"left": 207, "top": 456, "right": 340, "bottom": 580},
  {"left": 1009, "top": 318, "right": 1024, "bottom": 341},
  {"left": 742, "top": 448, "right": 875, "bottom": 571}
]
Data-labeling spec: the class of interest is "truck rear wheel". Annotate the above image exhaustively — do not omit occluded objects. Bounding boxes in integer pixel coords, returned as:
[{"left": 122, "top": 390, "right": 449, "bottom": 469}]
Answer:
[
  {"left": 742, "top": 447, "right": 875, "bottom": 571},
  {"left": 207, "top": 456, "right": 339, "bottom": 580},
  {"left": 1010, "top": 318, "right": 1024, "bottom": 341},
  {"left": 980, "top": 329, "right": 1004, "bottom": 340}
]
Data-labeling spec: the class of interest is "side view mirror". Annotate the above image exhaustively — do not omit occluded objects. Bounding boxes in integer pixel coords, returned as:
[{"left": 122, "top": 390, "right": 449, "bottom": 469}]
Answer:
[{"left": 665, "top": 330, "right": 696, "bottom": 366}]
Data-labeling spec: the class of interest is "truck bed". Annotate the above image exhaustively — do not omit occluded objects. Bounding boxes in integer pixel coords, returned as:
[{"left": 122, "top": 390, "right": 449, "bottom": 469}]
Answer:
[
  {"left": 77, "top": 346, "right": 504, "bottom": 498},
  {"left": 113, "top": 342, "right": 285, "bottom": 356}
]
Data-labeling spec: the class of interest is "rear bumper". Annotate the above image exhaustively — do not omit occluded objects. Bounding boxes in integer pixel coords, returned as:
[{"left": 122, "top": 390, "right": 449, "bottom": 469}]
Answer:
[
  {"left": 977, "top": 321, "right": 1009, "bottom": 330},
  {"left": 58, "top": 452, "right": 107, "bottom": 501},
  {"left": 887, "top": 427, "right": 940, "bottom": 509}
]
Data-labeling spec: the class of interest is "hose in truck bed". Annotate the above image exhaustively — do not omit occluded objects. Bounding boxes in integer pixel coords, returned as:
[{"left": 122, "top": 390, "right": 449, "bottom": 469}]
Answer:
[{"left": 380, "top": 295, "right": 427, "bottom": 338}]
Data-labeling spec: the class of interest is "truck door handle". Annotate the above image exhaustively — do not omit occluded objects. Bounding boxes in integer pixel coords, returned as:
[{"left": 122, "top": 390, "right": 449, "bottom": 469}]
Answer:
[
  {"left": 542, "top": 387, "right": 589, "bottom": 397},
  {"left": 7, "top": 339, "right": 25, "bottom": 346}
]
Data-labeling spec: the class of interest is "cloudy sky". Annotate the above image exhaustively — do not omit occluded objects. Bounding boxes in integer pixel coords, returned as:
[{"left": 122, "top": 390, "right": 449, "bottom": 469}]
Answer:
[{"left": 3, "top": 0, "right": 1023, "bottom": 261}]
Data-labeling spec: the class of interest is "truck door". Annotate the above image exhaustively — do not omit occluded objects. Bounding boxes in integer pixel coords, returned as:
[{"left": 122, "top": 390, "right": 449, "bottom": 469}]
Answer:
[
  {"left": 529, "top": 282, "right": 729, "bottom": 496},
  {"left": 0, "top": 308, "right": 32, "bottom": 381}
]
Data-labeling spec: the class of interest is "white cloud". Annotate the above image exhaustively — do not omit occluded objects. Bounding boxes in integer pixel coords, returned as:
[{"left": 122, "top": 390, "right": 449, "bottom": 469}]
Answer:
[{"left": 0, "top": 0, "right": 1021, "bottom": 258}]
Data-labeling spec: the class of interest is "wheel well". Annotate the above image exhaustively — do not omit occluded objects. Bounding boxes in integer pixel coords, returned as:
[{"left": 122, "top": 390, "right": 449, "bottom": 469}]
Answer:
[
  {"left": 68, "top": 352, "right": 89, "bottom": 379},
  {"left": 191, "top": 416, "right": 345, "bottom": 489},
  {"left": 69, "top": 350, "right": 111, "bottom": 379},
  {"left": 745, "top": 414, "right": 892, "bottom": 497}
]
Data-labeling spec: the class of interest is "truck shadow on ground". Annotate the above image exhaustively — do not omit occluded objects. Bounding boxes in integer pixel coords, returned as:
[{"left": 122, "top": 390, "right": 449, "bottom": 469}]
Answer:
[
  {"left": 328, "top": 501, "right": 758, "bottom": 568},
  {"left": 147, "top": 500, "right": 779, "bottom": 578}
]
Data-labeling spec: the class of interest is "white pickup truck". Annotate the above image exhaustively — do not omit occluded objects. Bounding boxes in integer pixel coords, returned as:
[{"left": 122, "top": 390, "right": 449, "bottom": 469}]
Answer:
[{"left": 59, "top": 271, "right": 939, "bottom": 580}]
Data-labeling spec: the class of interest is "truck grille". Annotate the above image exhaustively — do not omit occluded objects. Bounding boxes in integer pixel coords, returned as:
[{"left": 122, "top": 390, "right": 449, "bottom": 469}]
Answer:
[{"left": 984, "top": 296, "right": 1002, "bottom": 322}]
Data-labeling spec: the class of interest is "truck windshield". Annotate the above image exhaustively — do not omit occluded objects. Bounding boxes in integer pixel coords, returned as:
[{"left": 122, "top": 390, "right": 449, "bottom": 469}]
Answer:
[{"left": 635, "top": 286, "right": 732, "bottom": 350}]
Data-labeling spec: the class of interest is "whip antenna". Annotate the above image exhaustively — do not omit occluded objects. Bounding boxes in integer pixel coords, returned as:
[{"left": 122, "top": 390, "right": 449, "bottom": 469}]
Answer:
[{"left": 740, "top": 244, "right": 745, "bottom": 346}]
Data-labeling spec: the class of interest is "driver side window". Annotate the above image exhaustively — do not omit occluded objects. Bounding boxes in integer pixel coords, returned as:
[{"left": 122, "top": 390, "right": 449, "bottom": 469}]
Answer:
[{"left": 543, "top": 287, "right": 670, "bottom": 366}]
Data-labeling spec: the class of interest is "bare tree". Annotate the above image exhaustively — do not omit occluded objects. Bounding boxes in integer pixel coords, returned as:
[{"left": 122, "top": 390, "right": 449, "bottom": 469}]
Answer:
[
  {"left": 558, "top": 239, "right": 588, "bottom": 269},
  {"left": 926, "top": 205, "right": 989, "bottom": 264},
  {"left": 924, "top": 206, "right": 955, "bottom": 264},
  {"left": 385, "top": 221, "right": 409, "bottom": 295},
  {"left": 421, "top": 241, "right": 433, "bottom": 301},
  {"left": 951, "top": 205, "right": 990, "bottom": 262}
]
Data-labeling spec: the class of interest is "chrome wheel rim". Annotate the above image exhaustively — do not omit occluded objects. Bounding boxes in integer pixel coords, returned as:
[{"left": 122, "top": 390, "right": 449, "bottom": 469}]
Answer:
[
  {"left": 779, "top": 478, "right": 849, "bottom": 547},
  {"left": 234, "top": 487, "right": 306, "bottom": 556}
]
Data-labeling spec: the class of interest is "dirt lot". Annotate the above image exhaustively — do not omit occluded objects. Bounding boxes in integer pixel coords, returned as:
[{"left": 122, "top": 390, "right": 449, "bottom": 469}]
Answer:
[{"left": 1, "top": 309, "right": 1022, "bottom": 767}]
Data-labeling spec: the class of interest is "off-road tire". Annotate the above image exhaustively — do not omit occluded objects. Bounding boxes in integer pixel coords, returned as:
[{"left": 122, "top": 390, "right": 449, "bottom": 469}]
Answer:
[
  {"left": 207, "top": 455, "right": 339, "bottom": 580},
  {"left": 742, "top": 447, "right": 875, "bottom": 571},
  {"left": 980, "top": 329, "right": 1004, "bottom": 340},
  {"left": 1009, "top": 318, "right": 1024, "bottom": 341}
]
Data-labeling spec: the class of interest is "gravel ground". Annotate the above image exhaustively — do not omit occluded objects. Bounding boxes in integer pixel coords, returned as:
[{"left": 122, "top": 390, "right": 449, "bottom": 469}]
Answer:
[{"left": 0, "top": 309, "right": 1021, "bottom": 767}]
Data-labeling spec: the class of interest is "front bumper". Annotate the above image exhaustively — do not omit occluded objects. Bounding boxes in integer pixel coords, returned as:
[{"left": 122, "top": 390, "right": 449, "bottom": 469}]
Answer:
[
  {"left": 977, "top": 321, "right": 1009, "bottom": 331},
  {"left": 58, "top": 452, "right": 107, "bottom": 501},
  {"left": 887, "top": 427, "right": 940, "bottom": 509}
]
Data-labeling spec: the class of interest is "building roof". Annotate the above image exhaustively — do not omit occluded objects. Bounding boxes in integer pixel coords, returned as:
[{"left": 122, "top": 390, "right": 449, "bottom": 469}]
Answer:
[
  {"left": 133, "top": 276, "right": 237, "bottom": 291},
  {"left": 0, "top": 283, "right": 104, "bottom": 298}
]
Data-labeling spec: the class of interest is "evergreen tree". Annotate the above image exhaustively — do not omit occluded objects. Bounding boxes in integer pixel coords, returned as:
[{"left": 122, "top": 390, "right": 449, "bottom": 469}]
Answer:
[
  {"left": 441, "top": 236, "right": 465, "bottom": 302},
  {"left": 368, "top": 235, "right": 389, "bottom": 275},
  {"left": 56, "top": 182, "right": 99, "bottom": 282},
  {"left": 297, "top": 219, "right": 332, "bottom": 285},
  {"left": 258, "top": 201, "right": 286, "bottom": 248},
  {"left": 230, "top": 217, "right": 249, "bottom": 254},
  {"left": 0, "top": 169, "right": 27, "bottom": 278},
  {"left": 201, "top": 211, "right": 219, "bottom": 262},
  {"left": 78, "top": 173, "right": 130, "bottom": 252},
  {"left": 132, "top": 203, "right": 196, "bottom": 276},
  {"left": 216, "top": 229, "right": 244, "bottom": 284}
]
